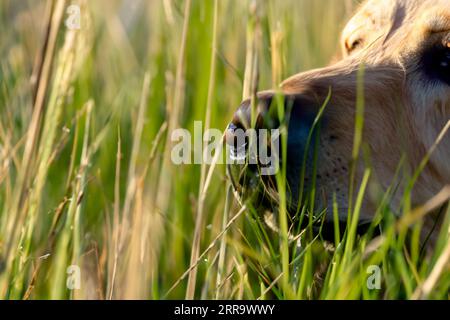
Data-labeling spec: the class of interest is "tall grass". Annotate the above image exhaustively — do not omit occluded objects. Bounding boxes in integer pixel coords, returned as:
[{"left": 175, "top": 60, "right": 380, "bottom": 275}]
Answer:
[{"left": 0, "top": 0, "right": 448, "bottom": 300}]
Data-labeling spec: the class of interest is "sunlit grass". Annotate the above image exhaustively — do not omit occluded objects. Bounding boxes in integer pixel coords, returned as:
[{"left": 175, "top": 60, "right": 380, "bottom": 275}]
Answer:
[{"left": 0, "top": 0, "right": 448, "bottom": 300}]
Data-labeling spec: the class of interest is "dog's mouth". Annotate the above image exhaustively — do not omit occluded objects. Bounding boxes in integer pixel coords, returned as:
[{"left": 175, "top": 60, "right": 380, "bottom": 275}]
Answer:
[
  {"left": 226, "top": 138, "right": 278, "bottom": 209},
  {"left": 225, "top": 91, "right": 382, "bottom": 241},
  {"left": 225, "top": 94, "right": 320, "bottom": 214},
  {"left": 227, "top": 159, "right": 338, "bottom": 240},
  {"left": 226, "top": 158, "right": 376, "bottom": 240},
  {"left": 225, "top": 116, "right": 377, "bottom": 241}
]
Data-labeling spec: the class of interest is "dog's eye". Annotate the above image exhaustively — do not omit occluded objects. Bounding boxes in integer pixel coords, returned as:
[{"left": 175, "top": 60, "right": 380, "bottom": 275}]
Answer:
[{"left": 422, "top": 43, "right": 450, "bottom": 85}]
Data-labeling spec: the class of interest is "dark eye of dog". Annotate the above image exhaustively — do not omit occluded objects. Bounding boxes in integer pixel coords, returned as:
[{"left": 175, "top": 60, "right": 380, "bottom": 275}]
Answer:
[{"left": 422, "top": 43, "right": 450, "bottom": 85}]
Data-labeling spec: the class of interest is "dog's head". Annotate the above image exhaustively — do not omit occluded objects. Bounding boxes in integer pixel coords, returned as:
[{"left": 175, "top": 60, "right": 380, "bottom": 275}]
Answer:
[{"left": 226, "top": 0, "right": 450, "bottom": 231}]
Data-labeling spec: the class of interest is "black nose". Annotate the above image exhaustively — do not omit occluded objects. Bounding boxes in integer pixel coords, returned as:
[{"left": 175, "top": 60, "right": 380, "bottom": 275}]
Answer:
[{"left": 226, "top": 91, "right": 322, "bottom": 181}]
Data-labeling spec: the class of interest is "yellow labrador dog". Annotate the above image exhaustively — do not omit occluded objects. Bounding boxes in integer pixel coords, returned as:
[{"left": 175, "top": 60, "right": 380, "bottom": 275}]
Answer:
[{"left": 226, "top": 0, "right": 450, "bottom": 243}]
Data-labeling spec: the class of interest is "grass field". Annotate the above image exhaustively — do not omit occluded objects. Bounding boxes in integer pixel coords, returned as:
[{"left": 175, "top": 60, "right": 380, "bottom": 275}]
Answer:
[{"left": 0, "top": 0, "right": 448, "bottom": 300}]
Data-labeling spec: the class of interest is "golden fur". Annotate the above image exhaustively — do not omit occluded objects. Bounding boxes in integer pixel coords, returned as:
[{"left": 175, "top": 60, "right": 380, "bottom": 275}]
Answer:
[{"left": 231, "top": 0, "right": 450, "bottom": 241}]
